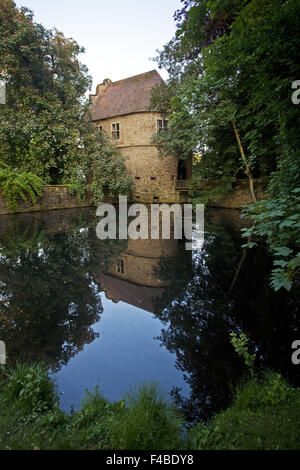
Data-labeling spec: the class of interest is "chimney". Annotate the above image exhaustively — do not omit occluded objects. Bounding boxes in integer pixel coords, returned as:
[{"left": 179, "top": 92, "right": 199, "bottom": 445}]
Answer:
[{"left": 89, "top": 78, "right": 112, "bottom": 104}]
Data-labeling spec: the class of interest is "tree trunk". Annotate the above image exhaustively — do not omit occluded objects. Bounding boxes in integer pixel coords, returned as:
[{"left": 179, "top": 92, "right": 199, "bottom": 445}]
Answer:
[
  {"left": 229, "top": 121, "right": 257, "bottom": 295},
  {"left": 232, "top": 121, "right": 257, "bottom": 203}
]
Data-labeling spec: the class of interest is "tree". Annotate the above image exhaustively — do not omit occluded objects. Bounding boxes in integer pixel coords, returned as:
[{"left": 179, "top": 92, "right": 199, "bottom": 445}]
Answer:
[
  {"left": 0, "top": 208, "right": 127, "bottom": 370},
  {"left": 0, "top": 0, "right": 132, "bottom": 204},
  {"left": 154, "top": 216, "right": 299, "bottom": 422},
  {"left": 156, "top": 0, "right": 249, "bottom": 80},
  {"left": 152, "top": 0, "right": 300, "bottom": 290}
]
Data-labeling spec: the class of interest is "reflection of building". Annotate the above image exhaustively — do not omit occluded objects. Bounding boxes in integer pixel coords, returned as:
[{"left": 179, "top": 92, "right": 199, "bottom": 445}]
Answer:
[
  {"left": 90, "top": 70, "right": 192, "bottom": 203},
  {"left": 97, "top": 238, "right": 183, "bottom": 313}
]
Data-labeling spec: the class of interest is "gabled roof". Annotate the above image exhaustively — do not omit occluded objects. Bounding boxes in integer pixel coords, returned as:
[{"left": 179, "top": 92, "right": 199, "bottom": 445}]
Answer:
[
  {"left": 90, "top": 70, "right": 163, "bottom": 121},
  {"left": 97, "top": 272, "right": 165, "bottom": 314}
]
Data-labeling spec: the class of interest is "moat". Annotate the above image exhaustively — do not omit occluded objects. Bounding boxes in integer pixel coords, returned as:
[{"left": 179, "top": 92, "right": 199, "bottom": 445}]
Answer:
[{"left": 0, "top": 206, "right": 299, "bottom": 422}]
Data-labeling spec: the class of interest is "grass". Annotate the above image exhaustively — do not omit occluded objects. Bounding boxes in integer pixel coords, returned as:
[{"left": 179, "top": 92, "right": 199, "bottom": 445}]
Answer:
[
  {"left": 187, "top": 371, "right": 300, "bottom": 450},
  {"left": 0, "top": 363, "right": 299, "bottom": 450},
  {"left": 108, "top": 383, "right": 184, "bottom": 450}
]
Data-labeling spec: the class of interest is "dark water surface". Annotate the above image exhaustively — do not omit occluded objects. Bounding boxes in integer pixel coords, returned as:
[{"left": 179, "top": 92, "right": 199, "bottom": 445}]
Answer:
[{"left": 0, "top": 207, "right": 299, "bottom": 421}]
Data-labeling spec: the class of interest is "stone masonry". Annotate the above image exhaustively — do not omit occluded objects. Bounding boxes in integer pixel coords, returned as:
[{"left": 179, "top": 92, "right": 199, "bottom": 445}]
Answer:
[{"left": 90, "top": 70, "right": 192, "bottom": 203}]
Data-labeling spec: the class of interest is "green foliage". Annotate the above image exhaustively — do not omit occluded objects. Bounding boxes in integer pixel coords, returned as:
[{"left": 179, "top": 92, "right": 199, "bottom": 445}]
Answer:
[
  {"left": 230, "top": 332, "right": 256, "bottom": 377},
  {"left": 0, "top": 210, "right": 129, "bottom": 372},
  {"left": 1, "top": 362, "right": 56, "bottom": 413},
  {"left": 0, "top": 1, "right": 91, "bottom": 183},
  {"left": 187, "top": 372, "right": 300, "bottom": 450},
  {"left": 82, "top": 132, "right": 133, "bottom": 207},
  {"left": 67, "top": 180, "right": 87, "bottom": 203},
  {"left": 0, "top": 166, "right": 43, "bottom": 210},
  {"left": 65, "top": 130, "right": 133, "bottom": 206},
  {"left": 68, "top": 384, "right": 184, "bottom": 450},
  {"left": 242, "top": 182, "right": 300, "bottom": 292},
  {"left": 0, "top": 2, "right": 132, "bottom": 203},
  {"left": 0, "top": 217, "right": 46, "bottom": 256},
  {"left": 156, "top": 0, "right": 248, "bottom": 80},
  {"left": 0, "top": 362, "right": 299, "bottom": 450},
  {"left": 108, "top": 383, "right": 184, "bottom": 450},
  {"left": 0, "top": 364, "right": 183, "bottom": 450},
  {"left": 66, "top": 386, "right": 119, "bottom": 449},
  {"left": 190, "top": 161, "right": 237, "bottom": 205},
  {"left": 234, "top": 371, "right": 292, "bottom": 411},
  {"left": 153, "top": 0, "right": 300, "bottom": 291}
]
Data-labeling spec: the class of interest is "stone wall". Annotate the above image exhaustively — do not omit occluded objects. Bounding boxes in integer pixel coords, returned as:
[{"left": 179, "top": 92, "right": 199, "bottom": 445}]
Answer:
[
  {"left": 96, "top": 236, "right": 185, "bottom": 313},
  {"left": 106, "top": 238, "right": 180, "bottom": 288},
  {"left": 93, "top": 111, "right": 184, "bottom": 203},
  {"left": 94, "top": 111, "right": 166, "bottom": 147},
  {"left": 0, "top": 185, "right": 91, "bottom": 215},
  {"left": 0, "top": 179, "right": 266, "bottom": 215},
  {"left": 195, "top": 179, "right": 266, "bottom": 209}
]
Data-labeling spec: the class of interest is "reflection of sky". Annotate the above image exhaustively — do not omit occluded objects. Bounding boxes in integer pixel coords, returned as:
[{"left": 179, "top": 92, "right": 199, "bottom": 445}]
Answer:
[{"left": 53, "top": 293, "right": 190, "bottom": 412}]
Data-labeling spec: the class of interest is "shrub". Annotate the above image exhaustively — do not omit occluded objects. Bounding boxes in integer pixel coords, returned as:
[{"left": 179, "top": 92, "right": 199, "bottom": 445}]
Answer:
[
  {"left": 234, "top": 370, "right": 293, "bottom": 411},
  {"left": 1, "top": 362, "right": 56, "bottom": 413},
  {"left": 230, "top": 331, "right": 256, "bottom": 377},
  {"left": 0, "top": 166, "right": 43, "bottom": 210},
  {"left": 0, "top": 363, "right": 299, "bottom": 450},
  {"left": 187, "top": 372, "right": 300, "bottom": 450},
  {"left": 67, "top": 387, "right": 116, "bottom": 449}
]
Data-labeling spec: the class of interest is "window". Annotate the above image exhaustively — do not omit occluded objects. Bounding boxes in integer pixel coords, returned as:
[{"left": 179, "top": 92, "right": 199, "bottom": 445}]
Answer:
[
  {"left": 116, "top": 258, "right": 125, "bottom": 274},
  {"left": 159, "top": 265, "right": 167, "bottom": 281},
  {"left": 99, "top": 126, "right": 103, "bottom": 132},
  {"left": 112, "top": 122, "right": 120, "bottom": 139},
  {"left": 157, "top": 119, "right": 168, "bottom": 133},
  {"left": 135, "top": 176, "right": 140, "bottom": 180},
  {"left": 150, "top": 176, "right": 156, "bottom": 181}
]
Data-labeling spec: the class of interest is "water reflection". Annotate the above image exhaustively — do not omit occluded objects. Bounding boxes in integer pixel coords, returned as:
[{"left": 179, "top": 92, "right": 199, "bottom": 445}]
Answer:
[
  {"left": 0, "top": 207, "right": 298, "bottom": 420},
  {"left": 97, "top": 237, "right": 190, "bottom": 313},
  {"left": 0, "top": 209, "right": 127, "bottom": 371},
  {"left": 154, "top": 209, "right": 300, "bottom": 422}
]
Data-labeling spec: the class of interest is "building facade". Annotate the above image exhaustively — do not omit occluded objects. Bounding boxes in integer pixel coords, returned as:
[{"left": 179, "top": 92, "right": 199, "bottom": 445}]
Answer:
[
  {"left": 96, "top": 237, "right": 178, "bottom": 313},
  {"left": 90, "top": 70, "right": 191, "bottom": 203},
  {"left": 96, "top": 235, "right": 191, "bottom": 314}
]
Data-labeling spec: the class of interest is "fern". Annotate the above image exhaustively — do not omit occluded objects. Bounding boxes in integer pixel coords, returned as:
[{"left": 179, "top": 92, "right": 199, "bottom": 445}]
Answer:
[{"left": 0, "top": 166, "right": 44, "bottom": 210}]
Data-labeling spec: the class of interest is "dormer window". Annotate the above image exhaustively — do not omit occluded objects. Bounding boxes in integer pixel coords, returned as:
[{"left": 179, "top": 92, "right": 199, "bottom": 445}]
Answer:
[
  {"left": 112, "top": 122, "right": 120, "bottom": 139},
  {"left": 157, "top": 119, "right": 168, "bottom": 133}
]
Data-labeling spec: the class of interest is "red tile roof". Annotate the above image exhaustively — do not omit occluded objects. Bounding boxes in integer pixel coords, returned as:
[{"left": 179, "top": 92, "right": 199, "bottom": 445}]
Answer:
[
  {"left": 97, "top": 272, "right": 165, "bottom": 313},
  {"left": 91, "top": 70, "right": 164, "bottom": 121}
]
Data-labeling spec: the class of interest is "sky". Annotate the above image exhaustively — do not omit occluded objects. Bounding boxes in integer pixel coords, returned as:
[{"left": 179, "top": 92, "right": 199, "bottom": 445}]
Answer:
[{"left": 15, "top": 0, "right": 182, "bottom": 93}]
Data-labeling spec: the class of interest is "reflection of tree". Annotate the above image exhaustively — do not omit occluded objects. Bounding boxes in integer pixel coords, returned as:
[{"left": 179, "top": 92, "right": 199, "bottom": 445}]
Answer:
[
  {"left": 154, "top": 221, "right": 300, "bottom": 423},
  {"left": 0, "top": 210, "right": 127, "bottom": 371},
  {"left": 0, "top": 217, "right": 47, "bottom": 256}
]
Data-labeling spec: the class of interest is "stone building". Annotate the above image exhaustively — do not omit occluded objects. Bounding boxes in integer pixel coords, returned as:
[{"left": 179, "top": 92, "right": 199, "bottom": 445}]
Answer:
[
  {"left": 96, "top": 238, "right": 178, "bottom": 313},
  {"left": 90, "top": 70, "right": 192, "bottom": 203},
  {"left": 96, "top": 236, "right": 190, "bottom": 314}
]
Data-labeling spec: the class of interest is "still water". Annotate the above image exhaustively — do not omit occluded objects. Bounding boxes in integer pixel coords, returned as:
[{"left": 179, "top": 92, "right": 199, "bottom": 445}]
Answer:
[{"left": 0, "top": 207, "right": 299, "bottom": 422}]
